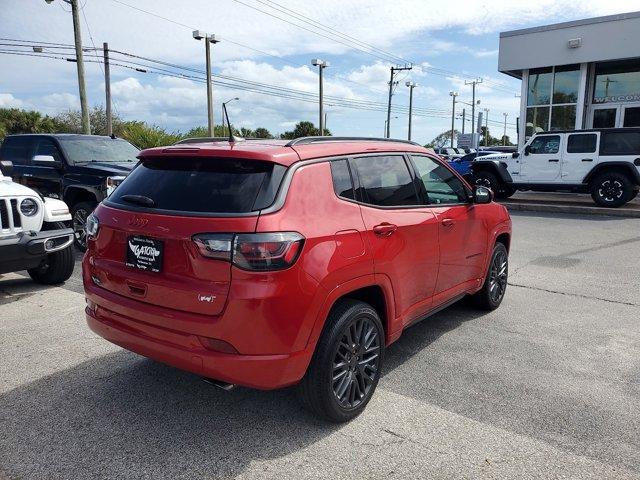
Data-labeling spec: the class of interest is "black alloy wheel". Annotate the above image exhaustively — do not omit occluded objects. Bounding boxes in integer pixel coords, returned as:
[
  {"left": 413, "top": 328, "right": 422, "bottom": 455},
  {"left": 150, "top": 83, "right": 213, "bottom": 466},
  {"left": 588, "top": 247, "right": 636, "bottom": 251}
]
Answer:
[{"left": 332, "top": 316, "right": 382, "bottom": 409}]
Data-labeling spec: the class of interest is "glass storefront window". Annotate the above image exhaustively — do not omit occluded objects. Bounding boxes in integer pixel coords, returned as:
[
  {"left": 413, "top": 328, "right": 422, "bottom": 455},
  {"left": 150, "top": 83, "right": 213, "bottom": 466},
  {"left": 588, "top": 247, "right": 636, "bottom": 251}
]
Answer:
[
  {"left": 553, "top": 66, "right": 580, "bottom": 103},
  {"left": 527, "top": 68, "right": 552, "bottom": 106},
  {"left": 526, "top": 106, "right": 549, "bottom": 137},
  {"left": 550, "top": 105, "right": 576, "bottom": 130},
  {"left": 593, "top": 59, "right": 640, "bottom": 103}
]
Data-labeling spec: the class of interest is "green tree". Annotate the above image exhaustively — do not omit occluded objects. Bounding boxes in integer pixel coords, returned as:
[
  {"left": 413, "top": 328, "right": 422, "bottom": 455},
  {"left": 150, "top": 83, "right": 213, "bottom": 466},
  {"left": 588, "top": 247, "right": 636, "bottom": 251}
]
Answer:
[
  {"left": 253, "top": 127, "right": 273, "bottom": 139},
  {"left": 425, "top": 129, "right": 459, "bottom": 148},
  {"left": 0, "top": 108, "right": 60, "bottom": 139},
  {"left": 54, "top": 106, "right": 124, "bottom": 136},
  {"left": 118, "top": 121, "right": 182, "bottom": 149},
  {"left": 280, "top": 121, "right": 331, "bottom": 139}
]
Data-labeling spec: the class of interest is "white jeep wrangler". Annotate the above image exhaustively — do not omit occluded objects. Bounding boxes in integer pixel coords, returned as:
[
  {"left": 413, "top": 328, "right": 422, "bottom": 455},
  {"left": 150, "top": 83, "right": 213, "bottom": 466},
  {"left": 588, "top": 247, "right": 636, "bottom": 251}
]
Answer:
[
  {"left": 0, "top": 160, "right": 75, "bottom": 284},
  {"left": 472, "top": 128, "right": 640, "bottom": 207}
]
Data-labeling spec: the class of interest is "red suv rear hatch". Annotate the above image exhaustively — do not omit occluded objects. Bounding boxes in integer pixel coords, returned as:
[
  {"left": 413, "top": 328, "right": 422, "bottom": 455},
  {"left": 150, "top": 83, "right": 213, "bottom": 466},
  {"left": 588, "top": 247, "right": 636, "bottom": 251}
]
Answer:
[{"left": 88, "top": 155, "right": 286, "bottom": 316}]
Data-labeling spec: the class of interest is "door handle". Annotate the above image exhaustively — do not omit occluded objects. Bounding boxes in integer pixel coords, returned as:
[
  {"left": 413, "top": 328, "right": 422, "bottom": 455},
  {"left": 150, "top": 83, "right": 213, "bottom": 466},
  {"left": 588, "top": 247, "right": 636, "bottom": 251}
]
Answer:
[
  {"left": 581, "top": 158, "right": 593, "bottom": 162},
  {"left": 23, "top": 173, "right": 33, "bottom": 177},
  {"left": 548, "top": 159, "right": 559, "bottom": 162},
  {"left": 373, "top": 223, "right": 397, "bottom": 236},
  {"left": 441, "top": 218, "right": 455, "bottom": 228}
]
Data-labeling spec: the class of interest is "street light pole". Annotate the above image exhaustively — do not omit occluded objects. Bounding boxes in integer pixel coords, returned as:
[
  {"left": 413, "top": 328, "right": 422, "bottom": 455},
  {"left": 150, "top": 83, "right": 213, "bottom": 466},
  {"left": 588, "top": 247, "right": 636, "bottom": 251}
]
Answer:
[
  {"left": 449, "top": 91, "right": 458, "bottom": 148},
  {"left": 405, "top": 81, "right": 417, "bottom": 141},
  {"left": 484, "top": 108, "right": 490, "bottom": 147},
  {"left": 312, "top": 59, "right": 329, "bottom": 135},
  {"left": 193, "top": 30, "right": 219, "bottom": 136},
  {"left": 103, "top": 42, "right": 112, "bottom": 136},
  {"left": 503, "top": 112, "right": 508, "bottom": 145},
  {"left": 46, "top": 0, "right": 90, "bottom": 134}
]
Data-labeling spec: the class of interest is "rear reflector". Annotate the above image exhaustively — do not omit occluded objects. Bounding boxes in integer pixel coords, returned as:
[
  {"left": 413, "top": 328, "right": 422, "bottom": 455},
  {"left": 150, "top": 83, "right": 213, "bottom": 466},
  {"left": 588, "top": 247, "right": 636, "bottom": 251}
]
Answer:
[
  {"left": 192, "top": 232, "right": 304, "bottom": 271},
  {"left": 198, "top": 336, "right": 239, "bottom": 354}
]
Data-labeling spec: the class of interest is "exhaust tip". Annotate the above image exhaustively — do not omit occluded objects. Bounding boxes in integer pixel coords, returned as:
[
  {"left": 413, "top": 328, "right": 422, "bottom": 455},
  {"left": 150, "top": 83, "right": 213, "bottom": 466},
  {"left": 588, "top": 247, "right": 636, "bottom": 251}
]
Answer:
[{"left": 202, "top": 377, "right": 236, "bottom": 391}]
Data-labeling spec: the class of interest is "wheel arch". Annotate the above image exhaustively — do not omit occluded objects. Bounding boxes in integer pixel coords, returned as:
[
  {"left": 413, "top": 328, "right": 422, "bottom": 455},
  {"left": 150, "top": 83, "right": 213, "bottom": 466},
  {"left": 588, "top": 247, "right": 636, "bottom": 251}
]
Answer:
[
  {"left": 582, "top": 163, "right": 640, "bottom": 185},
  {"left": 63, "top": 186, "right": 98, "bottom": 208},
  {"left": 471, "top": 160, "right": 513, "bottom": 184},
  {"left": 306, "top": 275, "right": 396, "bottom": 351}
]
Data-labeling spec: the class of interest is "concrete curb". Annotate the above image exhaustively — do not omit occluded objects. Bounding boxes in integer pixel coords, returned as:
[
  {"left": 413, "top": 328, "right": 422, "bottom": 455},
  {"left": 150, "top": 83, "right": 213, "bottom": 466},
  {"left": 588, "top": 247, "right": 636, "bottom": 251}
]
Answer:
[{"left": 502, "top": 202, "right": 640, "bottom": 218}]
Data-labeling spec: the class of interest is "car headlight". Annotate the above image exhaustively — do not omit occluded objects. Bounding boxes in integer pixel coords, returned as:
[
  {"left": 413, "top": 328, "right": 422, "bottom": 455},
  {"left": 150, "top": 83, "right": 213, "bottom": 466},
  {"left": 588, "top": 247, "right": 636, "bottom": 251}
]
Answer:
[
  {"left": 20, "top": 198, "right": 39, "bottom": 216},
  {"left": 106, "top": 176, "right": 125, "bottom": 196},
  {"left": 85, "top": 213, "right": 100, "bottom": 239}
]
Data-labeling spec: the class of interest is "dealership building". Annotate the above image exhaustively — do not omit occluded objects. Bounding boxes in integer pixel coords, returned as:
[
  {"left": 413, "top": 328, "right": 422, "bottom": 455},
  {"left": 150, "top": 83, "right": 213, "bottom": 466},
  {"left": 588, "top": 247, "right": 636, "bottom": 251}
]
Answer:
[{"left": 498, "top": 11, "right": 640, "bottom": 148}]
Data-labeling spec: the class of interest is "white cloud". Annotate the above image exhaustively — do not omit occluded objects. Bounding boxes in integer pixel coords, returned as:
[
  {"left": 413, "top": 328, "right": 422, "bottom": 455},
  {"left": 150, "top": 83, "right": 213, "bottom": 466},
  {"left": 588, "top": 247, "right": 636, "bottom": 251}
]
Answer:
[{"left": 0, "top": 93, "right": 24, "bottom": 108}]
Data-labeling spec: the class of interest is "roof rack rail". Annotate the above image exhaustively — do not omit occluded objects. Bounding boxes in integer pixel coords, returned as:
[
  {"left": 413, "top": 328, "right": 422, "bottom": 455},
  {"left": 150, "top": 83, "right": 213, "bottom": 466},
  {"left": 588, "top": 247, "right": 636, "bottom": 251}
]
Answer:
[{"left": 285, "top": 136, "right": 421, "bottom": 147}]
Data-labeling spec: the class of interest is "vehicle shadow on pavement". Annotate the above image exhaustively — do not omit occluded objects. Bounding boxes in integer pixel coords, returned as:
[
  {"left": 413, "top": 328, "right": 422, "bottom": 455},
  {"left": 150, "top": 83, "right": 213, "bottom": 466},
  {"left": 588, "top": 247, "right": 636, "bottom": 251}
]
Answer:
[{"left": 0, "top": 303, "right": 485, "bottom": 479}]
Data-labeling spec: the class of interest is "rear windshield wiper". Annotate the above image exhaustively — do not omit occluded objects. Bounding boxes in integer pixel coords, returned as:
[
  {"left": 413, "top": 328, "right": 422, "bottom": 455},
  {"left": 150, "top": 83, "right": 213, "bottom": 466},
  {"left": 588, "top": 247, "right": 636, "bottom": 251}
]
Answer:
[{"left": 120, "top": 194, "right": 155, "bottom": 208}]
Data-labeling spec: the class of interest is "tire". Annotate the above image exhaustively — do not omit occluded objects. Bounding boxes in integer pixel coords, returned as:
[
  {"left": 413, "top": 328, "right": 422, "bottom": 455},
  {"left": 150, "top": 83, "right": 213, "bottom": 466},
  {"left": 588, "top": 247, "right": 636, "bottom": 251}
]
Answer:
[
  {"left": 27, "top": 223, "right": 75, "bottom": 285},
  {"left": 471, "top": 242, "right": 508, "bottom": 311},
  {"left": 71, "top": 201, "right": 97, "bottom": 251},
  {"left": 474, "top": 170, "right": 513, "bottom": 199},
  {"left": 298, "top": 299, "right": 384, "bottom": 423},
  {"left": 630, "top": 189, "right": 638, "bottom": 200},
  {"left": 590, "top": 171, "right": 634, "bottom": 208}
]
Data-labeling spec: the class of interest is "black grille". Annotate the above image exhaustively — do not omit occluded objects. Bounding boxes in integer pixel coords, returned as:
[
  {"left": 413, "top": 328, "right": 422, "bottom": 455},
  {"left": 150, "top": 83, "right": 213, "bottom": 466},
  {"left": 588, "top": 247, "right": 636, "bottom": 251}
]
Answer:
[
  {"left": 10, "top": 199, "right": 21, "bottom": 228},
  {"left": 0, "top": 200, "right": 9, "bottom": 229}
]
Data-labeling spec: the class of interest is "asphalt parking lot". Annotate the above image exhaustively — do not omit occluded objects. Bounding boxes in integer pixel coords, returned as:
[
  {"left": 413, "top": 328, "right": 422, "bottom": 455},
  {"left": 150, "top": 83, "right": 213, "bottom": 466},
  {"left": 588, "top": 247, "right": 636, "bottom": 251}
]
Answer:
[{"left": 1, "top": 211, "right": 639, "bottom": 479}]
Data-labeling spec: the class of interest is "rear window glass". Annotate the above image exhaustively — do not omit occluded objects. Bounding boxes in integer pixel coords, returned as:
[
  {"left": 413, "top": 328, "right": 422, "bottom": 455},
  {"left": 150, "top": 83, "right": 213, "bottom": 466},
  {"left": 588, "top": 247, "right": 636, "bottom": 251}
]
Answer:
[
  {"left": 108, "top": 157, "right": 286, "bottom": 214},
  {"left": 1, "top": 137, "right": 33, "bottom": 165},
  {"left": 567, "top": 134, "right": 597, "bottom": 153},
  {"left": 600, "top": 131, "right": 640, "bottom": 155}
]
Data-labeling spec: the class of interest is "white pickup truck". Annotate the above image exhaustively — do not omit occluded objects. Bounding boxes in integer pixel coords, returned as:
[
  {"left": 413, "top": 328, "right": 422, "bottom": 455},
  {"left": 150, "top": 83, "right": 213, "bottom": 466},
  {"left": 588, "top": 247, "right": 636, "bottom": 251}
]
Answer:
[
  {"left": 0, "top": 160, "right": 75, "bottom": 284},
  {"left": 471, "top": 128, "right": 640, "bottom": 207}
]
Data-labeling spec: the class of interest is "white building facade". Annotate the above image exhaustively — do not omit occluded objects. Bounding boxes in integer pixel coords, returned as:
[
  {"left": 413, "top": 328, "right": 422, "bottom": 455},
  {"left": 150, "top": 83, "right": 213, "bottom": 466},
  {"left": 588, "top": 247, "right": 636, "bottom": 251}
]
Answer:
[{"left": 499, "top": 11, "right": 640, "bottom": 148}]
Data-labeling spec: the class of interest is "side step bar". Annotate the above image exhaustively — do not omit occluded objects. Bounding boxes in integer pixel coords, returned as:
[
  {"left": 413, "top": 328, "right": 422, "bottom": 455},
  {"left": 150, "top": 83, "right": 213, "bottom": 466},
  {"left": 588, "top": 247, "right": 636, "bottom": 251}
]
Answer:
[{"left": 202, "top": 377, "right": 236, "bottom": 391}]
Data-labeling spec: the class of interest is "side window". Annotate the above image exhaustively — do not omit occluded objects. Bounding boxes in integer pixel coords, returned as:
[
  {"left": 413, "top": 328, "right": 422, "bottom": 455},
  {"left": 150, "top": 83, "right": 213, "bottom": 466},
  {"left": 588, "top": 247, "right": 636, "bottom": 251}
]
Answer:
[
  {"left": 601, "top": 132, "right": 640, "bottom": 155},
  {"left": 567, "top": 134, "right": 597, "bottom": 153},
  {"left": 34, "top": 138, "right": 63, "bottom": 163},
  {"left": 351, "top": 155, "right": 419, "bottom": 207},
  {"left": 330, "top": 159, "right": 354, "bottom": 200},
  {"left": 411, "top": 155, "right": 469, "bottom": 205},
  {"left": 528, "top": 135, "right": 560, "bottom": 154},
  {"left": 0, "top": 137, "right": 33, "bottom": 165}
]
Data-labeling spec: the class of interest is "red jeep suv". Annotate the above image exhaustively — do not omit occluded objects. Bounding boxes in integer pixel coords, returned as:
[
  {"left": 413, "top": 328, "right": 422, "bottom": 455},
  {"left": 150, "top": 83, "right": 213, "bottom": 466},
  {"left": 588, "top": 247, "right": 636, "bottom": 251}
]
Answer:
[{"left": 83, "top": 137, "right": 511, "bottom": 422}]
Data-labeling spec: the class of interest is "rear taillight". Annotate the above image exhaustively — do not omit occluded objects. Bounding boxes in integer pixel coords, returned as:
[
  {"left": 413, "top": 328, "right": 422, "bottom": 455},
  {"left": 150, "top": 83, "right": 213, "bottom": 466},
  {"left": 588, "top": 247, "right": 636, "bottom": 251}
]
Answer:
[{"left": 192, "top": 232, "right": 304, "bottom": 271}]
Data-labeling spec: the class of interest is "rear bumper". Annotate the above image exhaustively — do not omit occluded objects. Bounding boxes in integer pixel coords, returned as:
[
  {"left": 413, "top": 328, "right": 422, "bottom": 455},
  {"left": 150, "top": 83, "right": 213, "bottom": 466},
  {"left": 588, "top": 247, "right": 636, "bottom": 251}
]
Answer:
[
  {"left": 0, "top": 228, "right": 74, "bottom": 274},
  {"left": 84, "top": 294, "right": 315, "bottom": 390}
]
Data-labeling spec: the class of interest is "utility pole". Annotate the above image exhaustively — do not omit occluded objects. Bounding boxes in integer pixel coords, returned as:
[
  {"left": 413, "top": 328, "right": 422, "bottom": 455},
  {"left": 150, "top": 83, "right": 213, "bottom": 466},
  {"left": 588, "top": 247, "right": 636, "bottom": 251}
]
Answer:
[
  {"left": 449, "top": 91, "right": 458, "bottom": 148},
  {"left": 103, "top": 42, "right": 112, "bottom": 136},
  {"left": 386, "top": 64, "right": 412, "bottom": 138},
  {"left": 484, "top": 108, "right": 489, "bottom": 147},
  {"left": 312, "top": 59, "right": 329, "bottom": 135},
  {"left": 461, "top": 108, "right": 466, "bottom": 134},
  {"left": 46, "top": 0, "right": 90, "bottom": 133},
  {"left": 503, "top": 112, "right": 508, "bottom": 145},
  {"left": 193, "top": 30, "right": 219, "bottom": 136},
  {"left": 465, "top": 78, "right": 482, "bottom": 137},
  {"left": 405, "top": 81, "right": 417, "bottom": 141}
]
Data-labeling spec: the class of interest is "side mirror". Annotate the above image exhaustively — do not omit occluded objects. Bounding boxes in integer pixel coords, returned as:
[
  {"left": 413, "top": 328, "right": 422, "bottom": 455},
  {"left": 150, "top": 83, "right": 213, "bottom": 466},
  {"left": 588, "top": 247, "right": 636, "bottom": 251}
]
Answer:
[
  {"left": 32, "top": 155, "right": 61, "bottom": 168},
  {"left": 0, "top": 160, "right": 14, "bottom": 177},
  {"left": 523, "top": 145, "right": 531, "bottom": 156},
  {"left": 473, "top": 185, "right": 493, "bottom": 204},
  {"left": 512, "top": 152, "right": 520, "bottom": 159}
]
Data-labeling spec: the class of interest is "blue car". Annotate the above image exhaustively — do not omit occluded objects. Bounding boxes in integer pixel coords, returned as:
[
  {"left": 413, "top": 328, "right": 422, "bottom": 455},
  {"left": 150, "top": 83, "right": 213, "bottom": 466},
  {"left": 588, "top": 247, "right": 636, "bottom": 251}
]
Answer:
[{"left": 449, "top": 151, "right": 499, "bottom": 178}]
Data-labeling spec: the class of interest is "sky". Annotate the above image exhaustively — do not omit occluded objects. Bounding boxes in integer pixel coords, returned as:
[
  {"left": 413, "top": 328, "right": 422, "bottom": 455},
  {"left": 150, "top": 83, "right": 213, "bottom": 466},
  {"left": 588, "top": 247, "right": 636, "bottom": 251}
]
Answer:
[{"left": 1, "top": 0, "right": 639, "bottom": 145}]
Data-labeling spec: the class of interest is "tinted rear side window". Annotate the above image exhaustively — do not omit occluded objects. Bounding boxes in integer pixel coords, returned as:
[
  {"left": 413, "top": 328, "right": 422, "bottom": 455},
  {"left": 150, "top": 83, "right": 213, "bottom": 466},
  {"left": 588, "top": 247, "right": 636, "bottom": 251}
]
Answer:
[
  {"left": 351, "top": 155, "right": 419, "bottom": 207},
  {"left": 330, "top": 159, "right": 354, "bottom": 200},
  {"left": 1, "top": 137, "right": 33, "bottom": 165},
  {"left": 109, "top": 157, "right": 286, "bottom": 214},
  {"left": 600, "top": 131, "right": 640, "bottom": 155},
  {"left": 567, "top": 134, "right": 597, "bottom": 153}
]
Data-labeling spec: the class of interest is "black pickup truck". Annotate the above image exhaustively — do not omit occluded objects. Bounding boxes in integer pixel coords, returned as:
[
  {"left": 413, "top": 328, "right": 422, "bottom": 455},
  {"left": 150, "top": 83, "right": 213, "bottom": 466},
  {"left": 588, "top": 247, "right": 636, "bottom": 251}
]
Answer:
[{"left": 0, "top": 134, "right": 139, "bottom": 250}]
